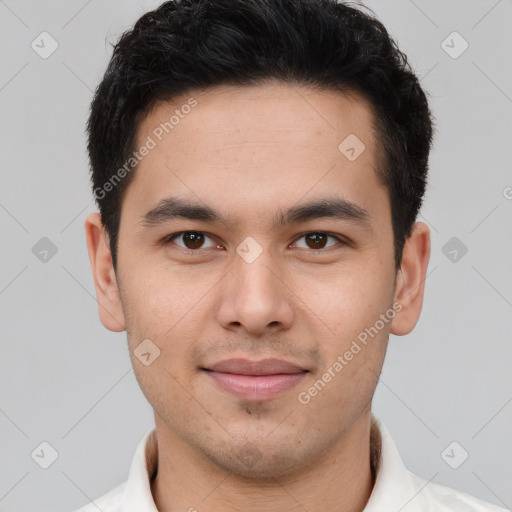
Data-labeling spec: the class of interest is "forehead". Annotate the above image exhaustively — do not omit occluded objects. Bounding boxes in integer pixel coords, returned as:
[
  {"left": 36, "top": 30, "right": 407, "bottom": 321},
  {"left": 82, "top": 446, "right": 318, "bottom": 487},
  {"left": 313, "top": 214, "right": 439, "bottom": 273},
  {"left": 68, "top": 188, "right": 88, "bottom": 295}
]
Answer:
[
  {"left": 141, "top": 81, "right": 378, "bottom": 146},
  {"left": 123, "top": 81, "right": 388, "bottom": 229}
]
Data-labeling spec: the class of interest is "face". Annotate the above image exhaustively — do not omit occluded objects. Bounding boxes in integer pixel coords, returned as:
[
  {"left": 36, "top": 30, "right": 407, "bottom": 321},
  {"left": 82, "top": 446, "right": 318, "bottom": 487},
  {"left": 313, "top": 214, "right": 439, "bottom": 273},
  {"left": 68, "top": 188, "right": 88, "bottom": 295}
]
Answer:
[{"left": 86, "top": 81, "right": 429, "bottom": 479}]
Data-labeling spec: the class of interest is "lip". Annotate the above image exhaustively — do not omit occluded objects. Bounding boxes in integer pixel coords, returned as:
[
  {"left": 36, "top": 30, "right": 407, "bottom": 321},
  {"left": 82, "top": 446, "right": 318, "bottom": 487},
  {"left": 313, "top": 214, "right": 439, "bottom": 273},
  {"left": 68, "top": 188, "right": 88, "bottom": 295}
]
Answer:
[
  {"left": 206, "top": 358, "right": 306, "bottom": 375},
  {"left": 203, "top": 358, "right": 308, "bottom": 401}
]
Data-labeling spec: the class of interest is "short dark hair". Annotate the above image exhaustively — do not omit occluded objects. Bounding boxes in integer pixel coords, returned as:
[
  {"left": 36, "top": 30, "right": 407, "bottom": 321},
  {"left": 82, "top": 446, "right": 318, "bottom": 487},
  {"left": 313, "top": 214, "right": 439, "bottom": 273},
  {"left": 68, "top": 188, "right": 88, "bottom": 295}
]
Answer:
[{"left": 87, "top": 0, "right": 434, "bottom": 272}]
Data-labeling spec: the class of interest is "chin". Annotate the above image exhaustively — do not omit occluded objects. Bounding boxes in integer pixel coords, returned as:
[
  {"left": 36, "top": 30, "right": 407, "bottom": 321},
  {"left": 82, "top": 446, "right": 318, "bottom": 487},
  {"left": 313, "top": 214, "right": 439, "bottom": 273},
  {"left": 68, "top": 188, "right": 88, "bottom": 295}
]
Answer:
[{"left": 198, "top": 436, "right": 311, "bottom": 480}]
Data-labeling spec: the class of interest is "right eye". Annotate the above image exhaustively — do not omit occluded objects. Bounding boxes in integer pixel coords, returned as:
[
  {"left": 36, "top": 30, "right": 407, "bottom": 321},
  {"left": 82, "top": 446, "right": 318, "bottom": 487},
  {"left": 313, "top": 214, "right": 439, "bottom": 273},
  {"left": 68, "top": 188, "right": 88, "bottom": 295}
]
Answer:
[{"left": 163, "top": 231, "right": 223, "bottom": 254}]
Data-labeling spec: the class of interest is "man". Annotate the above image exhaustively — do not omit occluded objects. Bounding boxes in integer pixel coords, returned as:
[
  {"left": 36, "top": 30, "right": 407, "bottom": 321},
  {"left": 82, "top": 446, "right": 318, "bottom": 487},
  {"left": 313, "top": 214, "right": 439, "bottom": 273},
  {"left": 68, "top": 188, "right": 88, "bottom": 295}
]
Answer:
[{"left": 79, "top": 0, "right": 507, "bottom": 510}]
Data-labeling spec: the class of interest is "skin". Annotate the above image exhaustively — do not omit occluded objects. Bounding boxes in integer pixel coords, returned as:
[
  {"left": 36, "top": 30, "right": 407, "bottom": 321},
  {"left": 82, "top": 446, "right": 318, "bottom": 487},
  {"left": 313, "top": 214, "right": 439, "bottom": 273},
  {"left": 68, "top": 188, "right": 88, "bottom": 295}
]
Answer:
[{"left": 85, "top": 81, "right": 430, "bottom": 512}]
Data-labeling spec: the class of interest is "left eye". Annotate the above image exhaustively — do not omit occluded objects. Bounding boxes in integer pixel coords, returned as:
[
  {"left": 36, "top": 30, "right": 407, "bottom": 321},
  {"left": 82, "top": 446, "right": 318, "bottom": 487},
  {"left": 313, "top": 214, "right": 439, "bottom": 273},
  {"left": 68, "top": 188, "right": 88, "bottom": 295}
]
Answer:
[{"left": 291, "top": 232, "right": 342, "bottom": 250}]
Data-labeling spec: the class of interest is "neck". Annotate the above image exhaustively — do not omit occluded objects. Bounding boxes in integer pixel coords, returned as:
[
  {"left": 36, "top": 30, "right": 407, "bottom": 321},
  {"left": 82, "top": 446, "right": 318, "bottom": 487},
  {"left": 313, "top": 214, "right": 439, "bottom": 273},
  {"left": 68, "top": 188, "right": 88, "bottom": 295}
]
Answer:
[{"left": 150, "top": 412, "right": 376, "bottom": 512}]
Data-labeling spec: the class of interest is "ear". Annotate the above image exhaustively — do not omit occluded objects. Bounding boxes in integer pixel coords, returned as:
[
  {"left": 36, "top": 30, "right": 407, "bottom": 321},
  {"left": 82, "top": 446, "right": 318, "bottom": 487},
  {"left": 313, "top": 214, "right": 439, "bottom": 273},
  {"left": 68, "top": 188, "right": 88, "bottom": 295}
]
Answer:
[
  {"left": 390, "top": 222, "right": 431, "bottom": 336},
  {"left": 84, "top": 212, "right": 126, "bottom": 332}
]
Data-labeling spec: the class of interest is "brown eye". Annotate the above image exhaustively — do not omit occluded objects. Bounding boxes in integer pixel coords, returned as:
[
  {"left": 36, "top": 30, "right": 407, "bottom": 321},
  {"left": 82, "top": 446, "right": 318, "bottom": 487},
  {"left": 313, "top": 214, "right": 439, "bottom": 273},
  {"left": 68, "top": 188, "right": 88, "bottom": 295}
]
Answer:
[
  {"left": 182, "top": 231, "right": 205, "bottom": 249},
  {"left": 305, "top": 232, "right": 328, "bottom": 249},
  {"left": 291, "top": 232, "right": 343, "bottom": 251},
  {"left": 166, "top": 231, "right": 218, "bottom": 252}
]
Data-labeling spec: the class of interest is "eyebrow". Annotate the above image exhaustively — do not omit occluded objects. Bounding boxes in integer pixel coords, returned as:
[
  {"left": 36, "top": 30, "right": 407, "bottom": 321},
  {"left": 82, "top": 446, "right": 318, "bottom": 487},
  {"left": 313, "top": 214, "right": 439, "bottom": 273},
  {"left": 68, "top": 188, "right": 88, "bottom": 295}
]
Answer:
[{"left": 140, "top": 196, "right": 371, "bottom": 230}]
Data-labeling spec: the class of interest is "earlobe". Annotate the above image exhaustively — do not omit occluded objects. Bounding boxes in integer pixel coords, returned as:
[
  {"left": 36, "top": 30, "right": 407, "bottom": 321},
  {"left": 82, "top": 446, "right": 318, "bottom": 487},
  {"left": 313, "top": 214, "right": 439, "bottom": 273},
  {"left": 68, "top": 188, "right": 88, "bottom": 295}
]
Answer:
[
  {"left": 84, "top": 212, "right": 126, "bottom": 332},
  {"left": 390, "top": 222, "right": 431, "bottom": 336}
]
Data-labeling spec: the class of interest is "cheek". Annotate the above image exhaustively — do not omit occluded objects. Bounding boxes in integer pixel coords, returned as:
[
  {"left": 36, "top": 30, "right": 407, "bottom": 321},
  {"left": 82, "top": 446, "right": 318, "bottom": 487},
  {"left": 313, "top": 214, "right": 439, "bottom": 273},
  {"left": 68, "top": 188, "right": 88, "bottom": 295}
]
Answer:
[
  {"left": 310, "top": 318, "right": 389, "bottom": 415},
  {"left": 304, "top": 267, "right": 393, "bottom": 380},
  {"left": 302, "top": 266, "right": 390, "bottom": 330},
  {"left": 131, "top": 354, "right": 199, "bottom": 429},
  {"left": 135, "top": 287, "right": 210, "bottom": 372},
  {"left": 120, "top": 268, "right": 190, "bottom": 334}
]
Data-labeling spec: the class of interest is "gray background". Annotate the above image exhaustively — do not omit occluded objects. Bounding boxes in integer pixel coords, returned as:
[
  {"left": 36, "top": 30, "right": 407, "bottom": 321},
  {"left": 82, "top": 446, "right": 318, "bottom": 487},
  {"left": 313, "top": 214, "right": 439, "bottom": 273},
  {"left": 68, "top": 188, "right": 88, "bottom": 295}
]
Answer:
[{"left": 0, "top": 1, "right": 511, "bottom": 511}]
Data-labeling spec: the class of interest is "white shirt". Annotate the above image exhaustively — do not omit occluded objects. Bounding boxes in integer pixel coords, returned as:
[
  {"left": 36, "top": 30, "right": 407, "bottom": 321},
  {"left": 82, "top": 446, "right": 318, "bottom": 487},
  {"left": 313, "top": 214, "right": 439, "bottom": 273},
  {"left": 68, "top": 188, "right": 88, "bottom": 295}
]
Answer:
[{"left": 74, "top": 417, "right": 509, "bottom": 512}]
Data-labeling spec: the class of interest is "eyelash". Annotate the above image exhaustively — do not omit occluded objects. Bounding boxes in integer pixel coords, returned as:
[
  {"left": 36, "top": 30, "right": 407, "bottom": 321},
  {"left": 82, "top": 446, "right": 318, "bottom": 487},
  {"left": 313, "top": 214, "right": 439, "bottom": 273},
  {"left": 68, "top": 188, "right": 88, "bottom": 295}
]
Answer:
[{"left": 162, "top": 231, "right": 348, "bottom": 256}]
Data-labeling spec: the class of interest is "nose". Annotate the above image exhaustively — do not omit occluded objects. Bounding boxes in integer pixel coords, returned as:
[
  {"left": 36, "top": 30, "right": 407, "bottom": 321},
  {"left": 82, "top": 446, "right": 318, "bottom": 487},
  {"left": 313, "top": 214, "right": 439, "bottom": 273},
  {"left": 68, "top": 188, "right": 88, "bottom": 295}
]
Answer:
[{"left": 216, "top": 248, "right": 295, "bottom": 337}]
